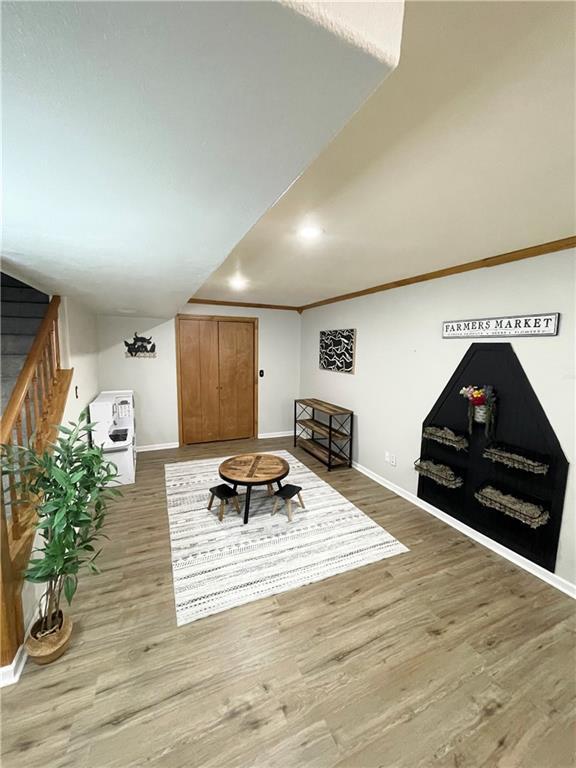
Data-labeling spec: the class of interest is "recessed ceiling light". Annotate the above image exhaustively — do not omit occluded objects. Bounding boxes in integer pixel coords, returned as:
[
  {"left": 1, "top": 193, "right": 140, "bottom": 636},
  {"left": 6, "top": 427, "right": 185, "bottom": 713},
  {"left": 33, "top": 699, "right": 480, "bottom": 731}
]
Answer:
[
  {"left": 298, "top": 223, "right": 323, "bottom": 241},
  {"left": 229, "top": 273, "right": 248, "bottom": 291}
]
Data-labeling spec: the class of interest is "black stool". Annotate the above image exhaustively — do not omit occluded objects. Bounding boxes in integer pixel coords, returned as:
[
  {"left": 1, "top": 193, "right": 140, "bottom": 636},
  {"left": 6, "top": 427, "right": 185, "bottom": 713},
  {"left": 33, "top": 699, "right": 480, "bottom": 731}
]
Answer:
[
  {"left": 208, "top": 484, "right": 241, "bottom": 522},
  {"left": 272, "top": 484, "right": 304, "bottom": 523}
]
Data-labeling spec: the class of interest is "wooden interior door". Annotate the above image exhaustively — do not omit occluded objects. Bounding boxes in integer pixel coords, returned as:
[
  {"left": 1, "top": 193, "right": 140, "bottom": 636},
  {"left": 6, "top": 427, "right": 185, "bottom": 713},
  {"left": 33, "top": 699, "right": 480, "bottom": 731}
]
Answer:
[
  {"left": 179, "top": 318, "right": 220, "bottom": 444},
  {"left": 218, "top": 320, "right": 255, "bottom": 440},
  {"left": 178, "top": 316, "right": 256, "bottom": 444}
]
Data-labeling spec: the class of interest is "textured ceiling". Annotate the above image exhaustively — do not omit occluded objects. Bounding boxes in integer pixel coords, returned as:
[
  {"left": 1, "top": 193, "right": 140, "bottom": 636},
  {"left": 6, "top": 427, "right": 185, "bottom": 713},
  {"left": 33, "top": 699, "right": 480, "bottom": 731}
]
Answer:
[
  {"left": 281, "top": 1, "right": 404, "bottom": 65},
  {"left": 194, "top": 1, "right": 576, "bottom": 307},
  {"left": 2, "top": 1, "right": 401, "bottom": 316}
]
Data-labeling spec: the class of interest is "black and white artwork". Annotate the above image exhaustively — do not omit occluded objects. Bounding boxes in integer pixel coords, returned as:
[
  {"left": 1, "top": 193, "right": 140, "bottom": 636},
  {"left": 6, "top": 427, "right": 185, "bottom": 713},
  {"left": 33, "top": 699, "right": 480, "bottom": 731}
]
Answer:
[
  {"left": 124, "top": 332, "right": 156, "bottom": 358},
  {"left": 319, "top": 329, "right": 356, "bottom": 373}
]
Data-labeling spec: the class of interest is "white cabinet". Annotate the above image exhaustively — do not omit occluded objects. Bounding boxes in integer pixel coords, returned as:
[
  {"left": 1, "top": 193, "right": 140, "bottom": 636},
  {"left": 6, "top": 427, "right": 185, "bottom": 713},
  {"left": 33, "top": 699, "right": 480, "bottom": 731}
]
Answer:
[{"left": 89, "top": 390, "right": 136, "bottom": 485}]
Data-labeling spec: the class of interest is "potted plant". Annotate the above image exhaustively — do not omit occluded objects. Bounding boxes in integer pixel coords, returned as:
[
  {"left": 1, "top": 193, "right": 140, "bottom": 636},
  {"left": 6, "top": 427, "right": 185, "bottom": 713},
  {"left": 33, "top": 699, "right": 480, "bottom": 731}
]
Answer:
[
  {"left": 459, "top": 385, "right": 497, "bottom": 437},
  {"left": 1, "top": 410, "right": 121, "bottom": 664}
]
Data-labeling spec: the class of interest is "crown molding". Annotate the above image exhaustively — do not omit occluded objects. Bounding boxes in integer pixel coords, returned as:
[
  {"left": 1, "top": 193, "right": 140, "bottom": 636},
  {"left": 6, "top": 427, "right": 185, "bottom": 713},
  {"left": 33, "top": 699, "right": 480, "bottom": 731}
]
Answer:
[
  {"left": 187, "top": 298, "right": 301, "bottom": 312},
  {"left": 189, "top": 236, "right": 576, "bottom": 314},
  {"left": 299, "top": 236, "right": 576, "bottom": 311}
]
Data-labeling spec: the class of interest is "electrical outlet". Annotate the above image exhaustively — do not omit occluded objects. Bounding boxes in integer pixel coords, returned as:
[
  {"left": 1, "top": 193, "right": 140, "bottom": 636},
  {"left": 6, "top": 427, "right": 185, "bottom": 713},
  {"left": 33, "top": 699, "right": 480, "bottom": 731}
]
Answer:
[
  {"left": 390, "top": 454, "right": 397, "bottom": 467},
  {"left": 385, "top": 451, "right": 390, "bottom": 463}
]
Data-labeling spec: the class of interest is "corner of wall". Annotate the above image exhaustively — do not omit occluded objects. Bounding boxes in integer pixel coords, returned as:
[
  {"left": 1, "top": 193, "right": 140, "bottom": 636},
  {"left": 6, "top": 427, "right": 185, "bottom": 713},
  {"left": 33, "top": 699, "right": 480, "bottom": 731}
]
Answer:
[
  {"left": 298, "top": 250, "right": 576, "bottom": 588},
  {"left": 59, "top": 296, "right": 100, "bottom": 424}
]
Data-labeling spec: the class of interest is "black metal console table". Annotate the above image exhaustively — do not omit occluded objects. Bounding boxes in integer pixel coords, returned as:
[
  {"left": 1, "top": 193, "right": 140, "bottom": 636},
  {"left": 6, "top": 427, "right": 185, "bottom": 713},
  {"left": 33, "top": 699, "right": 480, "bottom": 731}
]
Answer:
[{"left": 294, "top": 398, "right": 353, "bottom": 471}]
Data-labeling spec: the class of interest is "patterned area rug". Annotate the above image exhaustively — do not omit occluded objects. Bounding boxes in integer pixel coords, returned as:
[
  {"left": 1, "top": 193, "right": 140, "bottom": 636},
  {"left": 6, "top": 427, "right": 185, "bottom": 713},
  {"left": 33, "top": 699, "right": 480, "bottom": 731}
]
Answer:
[{"left": 164, "top": 451, "right": 409, "bottom": 626}]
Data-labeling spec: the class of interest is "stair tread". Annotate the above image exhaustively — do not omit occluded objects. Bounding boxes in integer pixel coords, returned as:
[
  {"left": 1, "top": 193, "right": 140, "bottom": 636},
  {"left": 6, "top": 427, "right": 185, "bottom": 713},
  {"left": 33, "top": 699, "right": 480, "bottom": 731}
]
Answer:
[
  {"left": 1, "top": 332, "right": 38, "bottom": 337},
  {"left": 1, "top": 273, "right": 51, "bottom": 416},
  {"left": 1, "top": 380, "right": 18, "bottom": 399},
  {"left": 1, "top": 352, "right": 27, "bottom": 376},
  {"left": 2, "top": 301, "right": 49, "bottom": 318},
  {"left": 1, "top": 317, "right": 43, "bottom": 334},
  {"left": 0, "top": 287, "right": 49, "bottom": 304},
  {"left": 0, "top": 335, "right": 36, "bottom": 355},
  {"left": 1, "top": 274, "right": 34, "bottom": 288}
]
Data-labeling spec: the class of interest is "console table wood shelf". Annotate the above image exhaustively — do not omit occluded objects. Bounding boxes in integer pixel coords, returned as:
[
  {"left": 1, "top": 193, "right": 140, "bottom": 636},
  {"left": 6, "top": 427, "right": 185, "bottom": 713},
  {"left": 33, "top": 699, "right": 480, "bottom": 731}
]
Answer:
[{"left": 294, "top": 398, "right": 353, "bottom": 471}]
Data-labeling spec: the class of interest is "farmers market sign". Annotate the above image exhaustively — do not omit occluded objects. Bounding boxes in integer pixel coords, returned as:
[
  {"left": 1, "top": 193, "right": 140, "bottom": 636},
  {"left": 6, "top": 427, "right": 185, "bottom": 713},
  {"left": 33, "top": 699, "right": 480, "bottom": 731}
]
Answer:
[{"left": 443, "top": 313, "right": 559, "bottom": 338}]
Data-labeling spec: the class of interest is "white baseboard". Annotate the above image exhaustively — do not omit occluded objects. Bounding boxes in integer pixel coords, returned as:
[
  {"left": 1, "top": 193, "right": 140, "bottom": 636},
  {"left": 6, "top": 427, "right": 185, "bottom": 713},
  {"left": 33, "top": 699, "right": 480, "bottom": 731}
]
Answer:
[
  {"left": 136, "top": 442, "right": 179, "bottom": 453},
  {"left": 352, "top": 460, "right": 576, "bottom": 600},
  {"left": 138, "top": 436, "right": 293, "bottom": 450},
  {"left": 0, "top": 644, "right": 28, "bottom": 688},
  {"left": 0, "top": 606, "right": 40, "bottom": 688}
]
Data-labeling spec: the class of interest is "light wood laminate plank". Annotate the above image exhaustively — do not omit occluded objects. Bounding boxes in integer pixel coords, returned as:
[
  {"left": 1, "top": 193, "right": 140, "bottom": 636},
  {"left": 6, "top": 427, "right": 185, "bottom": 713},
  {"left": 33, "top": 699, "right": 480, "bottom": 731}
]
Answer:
[{"left": 1, "top": 437, "right": 574, "bottom": 768}]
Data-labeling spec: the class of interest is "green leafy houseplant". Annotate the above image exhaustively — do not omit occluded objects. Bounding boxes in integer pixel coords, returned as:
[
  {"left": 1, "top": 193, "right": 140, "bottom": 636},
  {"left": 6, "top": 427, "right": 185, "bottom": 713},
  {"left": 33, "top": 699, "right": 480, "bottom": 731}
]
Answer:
[{"left": 1, "top": 410, "right": 121, "bottom": 659}]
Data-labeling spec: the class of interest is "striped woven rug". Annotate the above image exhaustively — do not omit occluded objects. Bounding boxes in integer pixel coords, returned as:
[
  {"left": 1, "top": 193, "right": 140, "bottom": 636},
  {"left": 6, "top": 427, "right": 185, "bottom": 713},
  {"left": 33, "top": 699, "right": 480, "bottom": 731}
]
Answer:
[{"left": 165, "top": 451, "right": 408, "bottom": 626}]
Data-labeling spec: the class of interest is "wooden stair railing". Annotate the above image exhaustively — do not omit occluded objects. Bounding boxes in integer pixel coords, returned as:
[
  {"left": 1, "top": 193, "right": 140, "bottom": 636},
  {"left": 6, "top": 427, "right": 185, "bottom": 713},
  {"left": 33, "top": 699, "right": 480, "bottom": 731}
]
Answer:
[{"left": 0, "top": 296, "right": 73, "bottom": 666}]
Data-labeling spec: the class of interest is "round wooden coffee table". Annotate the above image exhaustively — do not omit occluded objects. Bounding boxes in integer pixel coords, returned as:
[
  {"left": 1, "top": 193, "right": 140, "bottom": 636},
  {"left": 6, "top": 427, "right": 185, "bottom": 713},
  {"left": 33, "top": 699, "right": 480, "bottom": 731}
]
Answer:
[{"left": 219, "top": 453, "right": 290, "bottom": 524}]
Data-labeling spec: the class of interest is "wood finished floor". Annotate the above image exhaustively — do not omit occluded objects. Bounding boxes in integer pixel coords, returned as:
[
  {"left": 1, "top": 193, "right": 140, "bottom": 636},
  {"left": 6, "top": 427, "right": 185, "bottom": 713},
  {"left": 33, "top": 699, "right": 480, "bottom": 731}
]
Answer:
[{"left": 2, "top": 437, "right": 575, "bottom": 768}]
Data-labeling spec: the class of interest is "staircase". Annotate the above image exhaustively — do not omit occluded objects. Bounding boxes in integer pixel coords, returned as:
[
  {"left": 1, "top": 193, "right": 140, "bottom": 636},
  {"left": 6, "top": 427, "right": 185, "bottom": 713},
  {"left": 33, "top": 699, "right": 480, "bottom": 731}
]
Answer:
[
  {"left": 1, "top": 280, "right": 72, "bottom": 669},
  {"left": 1, "top": 274, "right": 49, "bottom": 414}
]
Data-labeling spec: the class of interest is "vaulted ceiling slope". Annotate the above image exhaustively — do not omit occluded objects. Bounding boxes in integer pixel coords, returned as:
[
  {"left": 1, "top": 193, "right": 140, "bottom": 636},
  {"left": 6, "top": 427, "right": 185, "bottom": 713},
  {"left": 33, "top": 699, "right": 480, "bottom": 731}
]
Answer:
[
  {"left": 1, "top": 1, "right": 403, "bottom": 317},
  {"left": 195, "top": 1, "right": 576, "bottom": 306}
]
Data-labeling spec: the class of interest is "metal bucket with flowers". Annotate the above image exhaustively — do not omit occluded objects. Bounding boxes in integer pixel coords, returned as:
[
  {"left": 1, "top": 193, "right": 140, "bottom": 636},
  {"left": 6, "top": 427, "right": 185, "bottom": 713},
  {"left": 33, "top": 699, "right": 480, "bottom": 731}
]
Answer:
[{"left": 459, "top": 385, "right": 496, "bottom": 437}]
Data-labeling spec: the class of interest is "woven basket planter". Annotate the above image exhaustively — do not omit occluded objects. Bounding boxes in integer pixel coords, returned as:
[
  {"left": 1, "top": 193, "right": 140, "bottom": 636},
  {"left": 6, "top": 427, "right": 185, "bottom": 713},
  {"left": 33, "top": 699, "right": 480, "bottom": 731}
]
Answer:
[
  {"left": 26, "top": 612, "right": 73, "bottom": 665},
  {"left": 475, "top": 485, "right": 549, "bottom": 529},
  {"left": 482, "top": 445, "right": 549, "bottom": 475},
  {"left": 423, "top": 426, "right": 468, "bottom": 452},
  {"left": 414, "top": 459, "right": 463, "bottom": 489}
]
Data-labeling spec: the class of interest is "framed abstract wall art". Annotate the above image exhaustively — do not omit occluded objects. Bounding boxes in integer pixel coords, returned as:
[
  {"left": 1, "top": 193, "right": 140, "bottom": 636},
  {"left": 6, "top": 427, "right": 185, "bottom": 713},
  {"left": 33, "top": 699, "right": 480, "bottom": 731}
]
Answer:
[{"left": 319, "top": 329, "right": 356, "bottom": 374}]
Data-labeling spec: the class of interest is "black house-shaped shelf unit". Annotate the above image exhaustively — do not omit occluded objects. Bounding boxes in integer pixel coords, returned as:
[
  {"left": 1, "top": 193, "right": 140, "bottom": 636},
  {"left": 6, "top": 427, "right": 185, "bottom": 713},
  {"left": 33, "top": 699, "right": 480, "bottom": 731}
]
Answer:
[{"left": 417, "top": 343, "right": 568, "bottom": 572}]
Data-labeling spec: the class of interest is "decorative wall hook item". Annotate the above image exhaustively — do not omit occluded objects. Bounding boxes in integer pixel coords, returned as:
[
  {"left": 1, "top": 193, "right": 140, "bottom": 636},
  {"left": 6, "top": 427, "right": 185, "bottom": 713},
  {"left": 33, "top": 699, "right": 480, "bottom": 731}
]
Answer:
[
  {"left": 482, "top": 444, "right": 549, "bottom": 475},
  {"left": 475, "top": 485, "right": 549, "bottom": 529},
  {"left": 319, "top": 329, "right": 356, "bottom": 373},
  {"left": 124, "top": 332, "right": 156, "bottom": 358},
  {"left": 414, "top": 458, "right": 463, "bottom": 489},
  {"left": 459, "top": 385, "right": 496, "bottom": 437},
  {"left": 423, "top": 426, "right": 468, "bottom": 451}
]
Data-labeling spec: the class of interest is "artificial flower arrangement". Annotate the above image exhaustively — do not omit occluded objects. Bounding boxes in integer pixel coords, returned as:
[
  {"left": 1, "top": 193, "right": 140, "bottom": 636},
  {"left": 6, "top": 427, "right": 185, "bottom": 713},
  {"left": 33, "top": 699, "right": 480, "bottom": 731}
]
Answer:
[{"left": 459, "top": 384, "right": 496, "bottom": 437}]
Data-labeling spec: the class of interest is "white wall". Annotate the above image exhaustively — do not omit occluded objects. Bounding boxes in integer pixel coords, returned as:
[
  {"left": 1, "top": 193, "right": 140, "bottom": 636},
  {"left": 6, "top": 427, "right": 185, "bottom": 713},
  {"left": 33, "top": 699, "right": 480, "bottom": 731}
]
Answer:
[
  {"left": 96, "top": 305, "right": 301, "bottom": 448},
  {"left": 96, "top": 316, "right": 179, "bottom": 448},
  {"left": 300, "top": 250, "right": 575, "bottom": 584},
  {"left": 75, "top": 255, "right": 575, "bottom": 586},
  {"left": 59, "top": 296, "right": 100, "bottom": 425}
]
